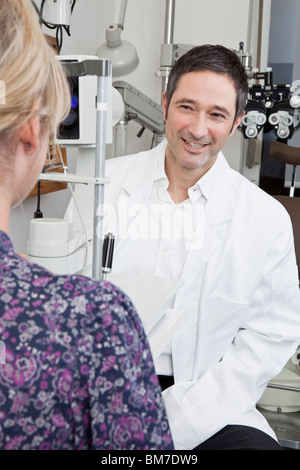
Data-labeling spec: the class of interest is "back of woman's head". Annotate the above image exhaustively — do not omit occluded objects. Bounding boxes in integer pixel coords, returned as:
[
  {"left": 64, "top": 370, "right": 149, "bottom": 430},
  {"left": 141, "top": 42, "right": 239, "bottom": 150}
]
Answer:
[{"left": 0, "top": 0, "right": 70, "bottom": 141}]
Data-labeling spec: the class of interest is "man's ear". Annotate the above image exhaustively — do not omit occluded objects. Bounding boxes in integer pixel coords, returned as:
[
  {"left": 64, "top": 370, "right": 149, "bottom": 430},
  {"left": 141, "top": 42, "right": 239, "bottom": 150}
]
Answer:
[
  {"left": 19, "top": 114, "right": 41, "bottom": 155},
  {"left": 229, "top": 111, "right": 244, "bottom": 136},
  {"left": 162, "top": 91, "right": 168, "bottom": 120}
]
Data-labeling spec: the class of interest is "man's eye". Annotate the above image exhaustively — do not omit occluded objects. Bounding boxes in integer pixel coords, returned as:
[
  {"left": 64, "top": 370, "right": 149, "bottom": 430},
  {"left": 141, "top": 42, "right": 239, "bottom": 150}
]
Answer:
[{"left": 212, "top": 113, "right": 226, "bottom": 120}]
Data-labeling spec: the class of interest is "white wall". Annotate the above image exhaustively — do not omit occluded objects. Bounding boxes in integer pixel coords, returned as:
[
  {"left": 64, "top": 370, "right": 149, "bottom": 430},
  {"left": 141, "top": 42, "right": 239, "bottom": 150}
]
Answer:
[{"left": 9, "top": 0, "right": 266, "bottom": 253}]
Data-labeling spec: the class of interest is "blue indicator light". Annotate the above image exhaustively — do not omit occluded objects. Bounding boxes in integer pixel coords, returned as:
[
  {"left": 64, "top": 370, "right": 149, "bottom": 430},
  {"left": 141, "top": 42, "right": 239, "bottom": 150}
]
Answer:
[{"left": 71, "top": 94, "right": 78, "bottom": 109}]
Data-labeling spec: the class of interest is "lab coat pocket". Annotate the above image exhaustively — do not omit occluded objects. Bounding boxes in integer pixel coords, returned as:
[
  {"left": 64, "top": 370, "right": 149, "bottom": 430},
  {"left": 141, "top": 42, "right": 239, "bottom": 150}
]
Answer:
[
  {"left": 200, "top": 296, "right": 250, "bottom": 366},
  {"left": 204, "top": 296, "right": 249, "bottom": 333}
]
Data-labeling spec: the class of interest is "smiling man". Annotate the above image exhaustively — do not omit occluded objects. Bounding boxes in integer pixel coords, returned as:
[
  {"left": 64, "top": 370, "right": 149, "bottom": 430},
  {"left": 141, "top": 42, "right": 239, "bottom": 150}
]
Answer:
[
  {"left": 104, "top": 45, "right": 300, "bottom": 450},
  {"left": 163, "top": 68, "right": 243, "bottom": 203}
]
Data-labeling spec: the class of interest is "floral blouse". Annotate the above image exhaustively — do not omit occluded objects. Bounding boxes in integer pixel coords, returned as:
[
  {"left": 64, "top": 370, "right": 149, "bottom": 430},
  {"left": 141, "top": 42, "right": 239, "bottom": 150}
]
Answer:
[{"left": 0, "top": 231, "right": 173, "bottom": 450}]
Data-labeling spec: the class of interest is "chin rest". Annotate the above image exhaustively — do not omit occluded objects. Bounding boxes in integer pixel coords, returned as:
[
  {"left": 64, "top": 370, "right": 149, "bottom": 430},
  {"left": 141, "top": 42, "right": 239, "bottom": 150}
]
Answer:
[
  {"left": 272, "top": 194, "right": 300, "bottom": 278},
  {"left": 268, "top": 141, "right": 300, "bottom": 276}
]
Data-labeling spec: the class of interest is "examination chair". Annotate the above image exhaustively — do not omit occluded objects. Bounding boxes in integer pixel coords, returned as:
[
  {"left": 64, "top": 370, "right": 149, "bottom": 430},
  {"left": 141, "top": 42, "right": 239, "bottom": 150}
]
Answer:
[
  {"left": 269, "top": 141, "right": 300, "bottom": 280},
  {"left": 257, "top": 141, "right": 300, "bottom": 449}
]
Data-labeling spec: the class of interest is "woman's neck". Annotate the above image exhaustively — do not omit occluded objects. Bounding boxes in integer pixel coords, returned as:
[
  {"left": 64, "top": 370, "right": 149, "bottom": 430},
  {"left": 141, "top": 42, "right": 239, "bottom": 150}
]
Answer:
[{"left": 0, "top": 189, "right": 11, "bottom": 233}]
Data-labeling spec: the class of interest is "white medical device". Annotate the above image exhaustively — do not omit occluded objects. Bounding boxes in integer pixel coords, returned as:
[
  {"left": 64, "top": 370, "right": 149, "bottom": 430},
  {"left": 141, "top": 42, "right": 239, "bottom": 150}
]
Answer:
[
  {"left": 27, "top": 55, "right": 124, "bottom": 280},
  {"left": 113, "top": 81, "right": 165, "bottom": 156},
  {"left": 33, "top": 0, "right": 72, "bottom": 26},
  {"left": 56, "top": 55, "right": 123, "bottom": 146}
]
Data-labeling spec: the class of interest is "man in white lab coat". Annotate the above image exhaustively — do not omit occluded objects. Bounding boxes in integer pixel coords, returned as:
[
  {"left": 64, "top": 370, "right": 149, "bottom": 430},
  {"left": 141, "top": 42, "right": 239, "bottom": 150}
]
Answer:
[{"left": 104, "top": 45, "right": 300, "bottom": 450}]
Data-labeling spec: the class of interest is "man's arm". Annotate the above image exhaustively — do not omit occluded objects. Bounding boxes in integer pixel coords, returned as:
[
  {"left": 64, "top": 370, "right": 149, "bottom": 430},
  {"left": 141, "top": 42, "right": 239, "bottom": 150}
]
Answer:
[{"left": 162, "top": 206, "right": 300, "bottom": 450}]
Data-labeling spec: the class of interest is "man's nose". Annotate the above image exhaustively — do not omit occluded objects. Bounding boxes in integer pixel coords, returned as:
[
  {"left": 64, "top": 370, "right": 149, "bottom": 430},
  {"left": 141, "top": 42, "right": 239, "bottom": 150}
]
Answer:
[{"left": 188, "top": 112, "right": 209, "bottom": 139}]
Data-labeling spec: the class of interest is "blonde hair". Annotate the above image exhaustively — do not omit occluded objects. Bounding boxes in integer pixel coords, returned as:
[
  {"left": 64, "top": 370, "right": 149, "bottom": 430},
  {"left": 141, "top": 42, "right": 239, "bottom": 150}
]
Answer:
[{"left": 0, "top": 0, "right": 70, "bottom": 140}]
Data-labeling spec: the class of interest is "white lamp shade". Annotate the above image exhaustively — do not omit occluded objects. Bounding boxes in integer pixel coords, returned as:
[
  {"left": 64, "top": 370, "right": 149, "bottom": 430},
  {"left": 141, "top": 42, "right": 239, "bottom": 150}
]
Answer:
[{"left": 96, "top": 25, "right": 139, "bottom": 77}]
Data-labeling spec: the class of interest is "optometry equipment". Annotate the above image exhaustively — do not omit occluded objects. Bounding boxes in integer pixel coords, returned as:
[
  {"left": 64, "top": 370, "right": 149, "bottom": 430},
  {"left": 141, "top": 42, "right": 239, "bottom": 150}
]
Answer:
[
  {"left": 27, "top": 56, "right": 124, "bottom": 280},
  {"left": 235, "top": 42, "right": 300, "bottom": 142}
]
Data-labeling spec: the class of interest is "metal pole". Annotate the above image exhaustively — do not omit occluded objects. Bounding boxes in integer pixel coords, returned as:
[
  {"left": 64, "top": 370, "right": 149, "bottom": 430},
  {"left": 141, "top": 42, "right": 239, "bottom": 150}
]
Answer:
[
  {"left": 268, "top": 383, "right": 300, "bottom": 393},
  {"left": 114, "top": 118, "right": 128, "bottom": 157},
  {"left": 119, "top": 0, "right": 128, "bottom": 28},
  {"left": 161, "top": 0, "right": 175, "bottom": 95},
  {"left": 164, "top": 0, "right": 175, "bottom": 44},
  {"left": 92, "top": 62, "right": 111, "bottom": 280}
]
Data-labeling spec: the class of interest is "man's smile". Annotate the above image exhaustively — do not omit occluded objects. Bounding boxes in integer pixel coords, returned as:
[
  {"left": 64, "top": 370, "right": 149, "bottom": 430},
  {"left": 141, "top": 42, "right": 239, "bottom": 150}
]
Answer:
[{"left": 182, "top": 137, "right": 210, "bottom": 151}]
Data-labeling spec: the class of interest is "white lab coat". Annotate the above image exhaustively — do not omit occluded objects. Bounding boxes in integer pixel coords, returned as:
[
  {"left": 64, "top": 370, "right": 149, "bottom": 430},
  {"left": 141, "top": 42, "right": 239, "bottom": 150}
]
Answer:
[{"left": 104, "top": 140, "right": 300, "bottom": 450}]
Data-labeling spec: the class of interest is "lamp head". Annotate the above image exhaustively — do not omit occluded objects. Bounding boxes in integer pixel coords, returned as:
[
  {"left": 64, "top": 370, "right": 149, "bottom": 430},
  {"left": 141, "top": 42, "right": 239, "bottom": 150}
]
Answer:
[{"left": 96, "top": 24, "right": 139, "bottom": 77}]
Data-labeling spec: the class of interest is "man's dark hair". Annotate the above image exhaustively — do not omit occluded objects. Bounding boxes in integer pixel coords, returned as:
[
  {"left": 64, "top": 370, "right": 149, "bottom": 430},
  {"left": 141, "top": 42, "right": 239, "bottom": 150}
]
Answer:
[{"left": 165, "top": 44, "right": 248, "bottom": 120}]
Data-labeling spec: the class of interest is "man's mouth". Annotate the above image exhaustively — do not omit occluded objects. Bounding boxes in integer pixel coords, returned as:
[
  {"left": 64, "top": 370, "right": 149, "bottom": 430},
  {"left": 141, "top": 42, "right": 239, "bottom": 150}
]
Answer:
[{"left": 183, "top": 138, "right": 208, "bottom": 149}]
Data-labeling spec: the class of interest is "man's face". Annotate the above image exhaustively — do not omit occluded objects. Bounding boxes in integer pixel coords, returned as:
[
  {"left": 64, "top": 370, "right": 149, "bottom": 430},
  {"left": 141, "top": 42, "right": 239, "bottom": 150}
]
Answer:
[{"left": 163, "top": 70, "right": 243, "bottom": 176}]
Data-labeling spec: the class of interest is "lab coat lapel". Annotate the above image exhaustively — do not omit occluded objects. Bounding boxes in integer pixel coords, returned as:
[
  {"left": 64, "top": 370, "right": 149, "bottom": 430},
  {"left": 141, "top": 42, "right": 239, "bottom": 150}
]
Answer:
[
  {"left": 171, "top": 211, "right": 223, "bottom": 381},
  {"left": 121, "top": 141, "right": 166, "bottom": 204},
  {"left": 172, "top": 155, "right": 236, "bottom": 381},
  {"left": 177, "top": 153, "right": 235, "bottom": 287},
  {"left": 112, "top": 142, "right": 164, "bottom": 265}
]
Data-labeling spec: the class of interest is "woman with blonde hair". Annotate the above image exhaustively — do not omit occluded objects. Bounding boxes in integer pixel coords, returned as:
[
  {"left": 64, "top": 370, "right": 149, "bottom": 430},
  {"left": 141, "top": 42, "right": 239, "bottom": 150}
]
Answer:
[{"left": 0, "top": 0, "right": 173, "bottom": 450}]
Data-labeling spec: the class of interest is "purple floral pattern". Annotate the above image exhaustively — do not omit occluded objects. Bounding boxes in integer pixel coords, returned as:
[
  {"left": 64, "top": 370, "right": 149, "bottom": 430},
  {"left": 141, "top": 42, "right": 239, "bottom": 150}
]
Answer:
[{"left": 0, "top": 232, "right": 173, "bottom": 450}]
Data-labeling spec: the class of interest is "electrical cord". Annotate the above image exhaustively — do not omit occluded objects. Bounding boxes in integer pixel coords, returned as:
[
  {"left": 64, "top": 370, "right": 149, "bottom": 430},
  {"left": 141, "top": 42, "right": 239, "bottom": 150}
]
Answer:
[
  {"left": 34, "top": 181, "right": 43, "bottom": 218},
  {"left": 31, "top": 0, "right": 77, "bottom": 53},
  {"left": 33, "top": 143, "right": 89, "bottom": 272}
]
